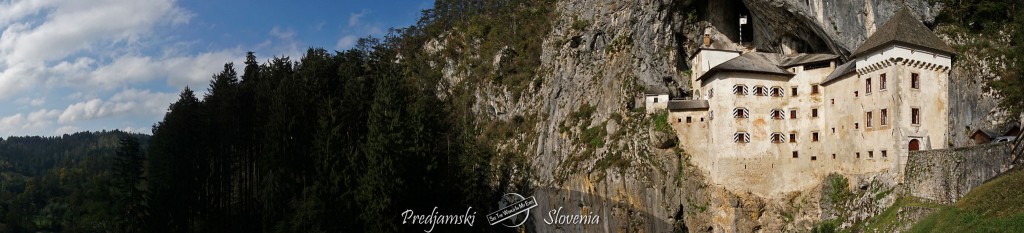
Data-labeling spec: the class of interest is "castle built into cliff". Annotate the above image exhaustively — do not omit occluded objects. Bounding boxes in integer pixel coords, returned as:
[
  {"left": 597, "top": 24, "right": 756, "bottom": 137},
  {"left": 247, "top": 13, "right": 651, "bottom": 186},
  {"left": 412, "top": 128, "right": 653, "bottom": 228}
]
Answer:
[{"left": 647, "top": 8, "right": 956, "bottom": 195}]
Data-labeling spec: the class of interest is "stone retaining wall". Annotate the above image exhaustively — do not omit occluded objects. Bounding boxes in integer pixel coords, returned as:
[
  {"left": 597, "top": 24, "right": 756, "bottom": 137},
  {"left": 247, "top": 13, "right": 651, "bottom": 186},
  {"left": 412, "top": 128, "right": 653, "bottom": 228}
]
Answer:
[{"left": 903, "top": 142, "right": 1015, "bottom": 203}]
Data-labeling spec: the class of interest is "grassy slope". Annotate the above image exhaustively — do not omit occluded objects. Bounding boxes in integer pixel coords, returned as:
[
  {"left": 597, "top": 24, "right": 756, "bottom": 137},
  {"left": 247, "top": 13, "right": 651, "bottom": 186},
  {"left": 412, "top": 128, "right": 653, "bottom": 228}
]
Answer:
[
  {"left": 907, "top": 168, "right": 1024, "bottom": 232},
  {"left": 848, "top": 168, "right": 1024, "bottom": 232}
]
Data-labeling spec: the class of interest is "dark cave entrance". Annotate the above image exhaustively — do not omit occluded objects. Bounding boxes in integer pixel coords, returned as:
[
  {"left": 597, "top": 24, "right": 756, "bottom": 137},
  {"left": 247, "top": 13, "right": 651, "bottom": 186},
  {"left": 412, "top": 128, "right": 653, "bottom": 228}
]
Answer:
[{"left": 706, "top": 0, "right": 752, "bottom": 45}]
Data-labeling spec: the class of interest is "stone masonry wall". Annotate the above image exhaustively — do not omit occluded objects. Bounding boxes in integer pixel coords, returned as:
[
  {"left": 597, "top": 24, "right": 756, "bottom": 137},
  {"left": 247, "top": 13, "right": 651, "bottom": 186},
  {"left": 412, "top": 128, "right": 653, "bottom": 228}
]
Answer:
[{"left": 903, "top": 142, "right": 1015, "bottom": 204}]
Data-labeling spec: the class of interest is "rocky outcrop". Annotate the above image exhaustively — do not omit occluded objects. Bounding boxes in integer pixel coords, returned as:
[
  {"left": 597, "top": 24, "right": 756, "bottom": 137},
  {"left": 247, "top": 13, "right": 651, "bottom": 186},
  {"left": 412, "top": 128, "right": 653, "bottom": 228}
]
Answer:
[
  {"left": 903, "top": 142, "right": 1015, "bottom": 203},
  {"left": 649, "top": 130, "right": 677, "bottom": 149},
  {"left": 427, "top": 0, "right": 1008, "bottom": 231}
]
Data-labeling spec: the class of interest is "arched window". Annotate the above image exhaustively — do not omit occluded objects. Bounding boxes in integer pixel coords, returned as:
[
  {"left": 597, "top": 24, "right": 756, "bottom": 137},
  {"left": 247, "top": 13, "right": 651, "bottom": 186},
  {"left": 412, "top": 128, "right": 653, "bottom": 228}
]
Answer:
[{"left": 909, "top": 139, "right": 920, "bottom": 151}]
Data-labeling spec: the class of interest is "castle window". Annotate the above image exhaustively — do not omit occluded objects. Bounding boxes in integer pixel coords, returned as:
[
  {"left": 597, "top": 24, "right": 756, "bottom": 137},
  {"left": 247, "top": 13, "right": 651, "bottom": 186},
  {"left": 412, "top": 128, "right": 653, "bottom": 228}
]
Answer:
[
  {"left": 811, "top": 156, "right": 817, "bottom": 161},
  {"left": 868, "top": 151, "right": 874, "bottom": 158},
  {"left": 911, "top": 73, "right": 920, "bottom": 89},
  {"left": 753, "top": 86, "right": 768, "bottom": 96},
  {"left": 790, "top": 109, "right": 797, "bottom": 119},
  {"left": 882, "top": 150, "right": 888, "bottom": 158},
  {"left": 789, "top": 133, "right": 797, "bottom": 143},
  {"left": 880, "top": 73, "right": 887, "bottom": 90},
  {"left": 678, "top": 118, "right": 682, "bottom": 123},
  {"left": 866, "top": 111, "right": 873, "bottom": 128},
  {"left": 686, "top": 116, "right": 692, "bottom": 123},
  {"left": 832, "top": 154, "right": 836, "bottom": 159},
  {"left": 770, "top": 109, "right": 786, "bottom": 119},
  {"left": 733, "top": 84, "right": 749, "bottom": 95},
  {"left": 734, "top": 132, "right": 751, "bottom": 143},
  {"left": 854, "top": 91, "right": 859, "bottom": 97},
  {"left": 770, "top": 86, "right": 785, "bottom": 97},
  {"left": 812, "top": 108, "right": 819, "bottom": 118},
  {"left": 911, "top": 108, "right": 920, "bottom": 125},
  {"left": 791, "top": 87, "right": 798, "bottom": 96},
  {"left": 866, "top": 78, "right": 872, "bottom": 94},
  {"left": 771, "top": 133, "right": 785, "bottom": 143},
  {"left": 812, "top": 132, "right": 819, "bottom": 142},
  {"left": 733, "top": 108, "right": 749, "bottom": 118},
  {"left": 881, "top": 109, "right": 888, "bottom": 125},
  {"left": 812, "top": 84, "right": 820, "bottom": 94},
  {"left": 855, "top": 123, "right": 859, "bottom": 129},
  {"left": 793, "top": 151, "right": 799, "bottom": 158},
  {"left": 856, "top": 152, "right": 861, "bottom": 158},
  {"left": 831, "top": 99, "right": 835, "bottom": 105},
  {"left": 654, "top": 97, "right": 659, "bottom": 103}
]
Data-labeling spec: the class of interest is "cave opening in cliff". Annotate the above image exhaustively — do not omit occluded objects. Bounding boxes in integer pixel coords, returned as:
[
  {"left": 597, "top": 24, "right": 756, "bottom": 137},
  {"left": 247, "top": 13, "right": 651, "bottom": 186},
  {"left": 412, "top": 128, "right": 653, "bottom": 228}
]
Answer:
[{"left": 704, "top": 0, "right": 752, "bottom": 45}]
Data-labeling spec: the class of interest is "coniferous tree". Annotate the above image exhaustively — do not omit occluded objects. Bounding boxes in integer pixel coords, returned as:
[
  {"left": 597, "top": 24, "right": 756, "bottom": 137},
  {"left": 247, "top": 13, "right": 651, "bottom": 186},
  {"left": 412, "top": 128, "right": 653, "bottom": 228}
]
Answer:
[{"left": 112, "top": 137, "right": 146, "bottom": 233}]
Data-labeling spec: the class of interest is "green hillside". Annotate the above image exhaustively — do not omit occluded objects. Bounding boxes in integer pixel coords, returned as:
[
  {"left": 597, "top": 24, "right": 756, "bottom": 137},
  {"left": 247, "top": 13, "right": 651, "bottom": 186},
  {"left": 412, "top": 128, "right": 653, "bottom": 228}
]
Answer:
[
  {"left": 847, "top": 167, "right": 1024, "bottom": 233},
  {"left": 908, "top": 167, "right": 1024, "bottom": 232}
]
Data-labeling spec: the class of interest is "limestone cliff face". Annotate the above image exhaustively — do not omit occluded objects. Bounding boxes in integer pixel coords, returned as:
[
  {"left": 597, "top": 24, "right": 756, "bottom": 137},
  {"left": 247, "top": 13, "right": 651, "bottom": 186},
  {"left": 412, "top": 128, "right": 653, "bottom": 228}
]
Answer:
[{"left": 431, "top": 0, "right": 1005, "bottom": 231}]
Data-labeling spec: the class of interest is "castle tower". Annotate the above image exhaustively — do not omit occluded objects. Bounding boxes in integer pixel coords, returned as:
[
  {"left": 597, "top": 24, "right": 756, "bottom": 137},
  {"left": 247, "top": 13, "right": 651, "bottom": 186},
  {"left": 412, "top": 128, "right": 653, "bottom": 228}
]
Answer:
[{"left": 824, "top": 7, "right": 955, "bottom": 181}]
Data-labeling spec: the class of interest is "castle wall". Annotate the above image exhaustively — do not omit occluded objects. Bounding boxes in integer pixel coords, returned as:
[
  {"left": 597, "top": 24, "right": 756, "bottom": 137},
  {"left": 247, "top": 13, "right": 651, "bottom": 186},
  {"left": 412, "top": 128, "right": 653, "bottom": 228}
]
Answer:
[
  {"left": 645, "top": 94, "right": 669, "bottom": 113},
  {"left": 902, "top": 142, "right": 1014, "bottom": 204},
  {"left": 689, "top": 49, "right": 741, "bottom": 89},
  {"left": 671, "top": 45, "right": 951, "bottom": 196},
  {"left": 674, "top": 63, "right": 898, "bottom": 195},
  {"left": 854, "top": 45, "right": 952, "bottom": 180}
]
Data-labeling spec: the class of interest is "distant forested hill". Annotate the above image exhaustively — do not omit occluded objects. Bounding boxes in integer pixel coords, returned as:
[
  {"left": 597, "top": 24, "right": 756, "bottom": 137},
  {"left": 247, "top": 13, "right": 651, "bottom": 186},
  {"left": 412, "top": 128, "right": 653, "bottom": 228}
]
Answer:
[{"left": 0, "top": 131, "right": 149, "bottom": 232}]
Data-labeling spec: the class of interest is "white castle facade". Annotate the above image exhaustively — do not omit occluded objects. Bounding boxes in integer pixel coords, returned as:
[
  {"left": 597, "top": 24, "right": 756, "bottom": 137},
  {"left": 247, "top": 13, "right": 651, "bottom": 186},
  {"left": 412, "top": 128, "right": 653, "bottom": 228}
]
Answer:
[{"left": 649, "top": 8, "right": 955, "bottom": 195}]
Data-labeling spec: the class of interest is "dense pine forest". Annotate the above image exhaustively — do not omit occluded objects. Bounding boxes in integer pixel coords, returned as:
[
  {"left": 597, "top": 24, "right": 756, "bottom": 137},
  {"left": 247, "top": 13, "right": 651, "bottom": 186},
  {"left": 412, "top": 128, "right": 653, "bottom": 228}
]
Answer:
[
  {"left": 2, "top": 0, "right": 555, "bottom": 232},
  {"left": 0, "top": 131, "right": 149, "bottom": 232},
  {"left": 140, "top": 44, "right": 495, "bottom": 233}
]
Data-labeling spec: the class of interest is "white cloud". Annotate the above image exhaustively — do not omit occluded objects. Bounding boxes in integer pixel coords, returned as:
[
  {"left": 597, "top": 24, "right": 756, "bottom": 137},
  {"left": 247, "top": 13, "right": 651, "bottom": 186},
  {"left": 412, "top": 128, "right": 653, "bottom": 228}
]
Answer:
[
  {"left": 58, "top": 89, "right": 177, "bottom": 124},
  {"left": 120, "top": 125, "right": 150, "bottom": 134},
  {"left": 348, "top": 9, "right": 369, "bottom": 27},
  {"left": 28, "top": 109, "right": 60, "bottom": 124},
  {"left": 270, "top": 26, "right": 295, "bottom": 40},
  {"left": 15, "top": 97, "right": 46, "bottom": 106},
  {"left": 267, "top": 26, "right": 301, "bottom": 57},
  {"left": 336, "top": 35, "right": 359, "bottom": 50},
  {"left": 336, "top": 10, "right": 385, "bottom": 50},
  {"left": 0, "top": 114, "right": 26, "bottom": 132},
  {"left": 0, "top": 108, "right": 60, "bottom": 134},
  {"left": 55, "top": 126, "right": 81, "bottom": 135},
  {"left": 0, "top": 0, "right": 193, "bottom": 99},
  {"left": 40, "top": 51, "right": 240, "bottom": 91}
]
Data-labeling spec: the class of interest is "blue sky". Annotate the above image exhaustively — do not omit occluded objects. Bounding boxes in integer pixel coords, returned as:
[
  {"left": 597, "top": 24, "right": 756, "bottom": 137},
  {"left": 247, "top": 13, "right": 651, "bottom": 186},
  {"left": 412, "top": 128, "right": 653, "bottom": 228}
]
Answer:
[{"left": 0, "top": 0, "right": 433, "bottom": 137}]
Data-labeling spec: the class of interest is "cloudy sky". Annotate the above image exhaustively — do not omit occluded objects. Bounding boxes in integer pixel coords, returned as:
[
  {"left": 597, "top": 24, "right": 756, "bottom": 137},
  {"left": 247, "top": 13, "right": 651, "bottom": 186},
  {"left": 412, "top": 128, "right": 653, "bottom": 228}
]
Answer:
[{"left": 0, "top": 0, "right": 432, "bottom": 137}]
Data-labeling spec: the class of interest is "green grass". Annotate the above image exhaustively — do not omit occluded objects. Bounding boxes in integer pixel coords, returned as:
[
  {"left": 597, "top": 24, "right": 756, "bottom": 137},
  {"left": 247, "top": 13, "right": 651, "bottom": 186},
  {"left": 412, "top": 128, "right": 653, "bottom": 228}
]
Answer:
[
  {"left": 825, "top": 175, "right": 852, "bottom": 205},
  {"left": 580, "top": 122, "right": 607, "bottom": 148},
  {"left": 652, "top": 110, "right": 672, "bottom": 134},
  {"left": 907, "top": 168, "right": 1024, "bottom": 232},
  {"left": 853, "top": 197, "right": 944, "bottom": 232}
]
